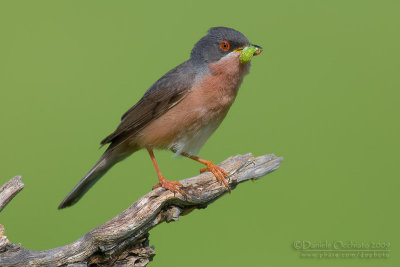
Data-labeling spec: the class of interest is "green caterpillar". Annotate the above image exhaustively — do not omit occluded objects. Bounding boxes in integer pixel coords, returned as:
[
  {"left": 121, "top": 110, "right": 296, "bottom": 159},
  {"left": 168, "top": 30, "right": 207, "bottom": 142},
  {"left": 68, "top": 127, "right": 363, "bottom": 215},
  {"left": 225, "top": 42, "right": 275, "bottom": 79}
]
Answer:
[{"left": 239, "top": 45, "right": 259, "bottom": 64}]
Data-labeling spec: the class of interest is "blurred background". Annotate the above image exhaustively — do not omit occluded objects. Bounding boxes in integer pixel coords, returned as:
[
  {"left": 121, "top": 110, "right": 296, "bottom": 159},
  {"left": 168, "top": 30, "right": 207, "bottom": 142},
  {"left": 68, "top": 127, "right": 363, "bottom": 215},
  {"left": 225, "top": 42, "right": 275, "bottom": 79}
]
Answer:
[{"left": 0, "top": 1, "right": 399, "bottom": 266}]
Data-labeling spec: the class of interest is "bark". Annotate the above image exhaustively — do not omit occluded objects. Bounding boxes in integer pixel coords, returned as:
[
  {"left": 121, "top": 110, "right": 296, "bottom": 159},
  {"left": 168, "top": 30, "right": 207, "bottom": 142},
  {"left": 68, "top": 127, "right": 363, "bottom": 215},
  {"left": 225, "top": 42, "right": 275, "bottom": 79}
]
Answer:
[{"left": 0, "top": 176, "right": 24, "bottom": 212}]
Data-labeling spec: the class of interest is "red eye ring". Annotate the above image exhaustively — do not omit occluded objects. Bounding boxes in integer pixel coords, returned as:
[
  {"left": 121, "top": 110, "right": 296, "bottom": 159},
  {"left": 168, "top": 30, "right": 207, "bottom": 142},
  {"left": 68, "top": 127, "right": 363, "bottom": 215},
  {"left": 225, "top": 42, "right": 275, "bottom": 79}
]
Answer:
[{"left": 219, "top": 41, "right": 230, "bottom": 51}]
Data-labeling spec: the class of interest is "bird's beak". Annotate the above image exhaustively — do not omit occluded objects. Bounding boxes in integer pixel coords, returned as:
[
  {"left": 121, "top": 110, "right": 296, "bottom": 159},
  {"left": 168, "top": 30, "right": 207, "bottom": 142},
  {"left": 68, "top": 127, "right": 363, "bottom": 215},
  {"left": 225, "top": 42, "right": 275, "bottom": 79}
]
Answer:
[
  {"left": 236, "top": 44, "right": 263, "bottom": 64},
  {"left": 251, "top": 44, "right": 263, "bottom": 55}
]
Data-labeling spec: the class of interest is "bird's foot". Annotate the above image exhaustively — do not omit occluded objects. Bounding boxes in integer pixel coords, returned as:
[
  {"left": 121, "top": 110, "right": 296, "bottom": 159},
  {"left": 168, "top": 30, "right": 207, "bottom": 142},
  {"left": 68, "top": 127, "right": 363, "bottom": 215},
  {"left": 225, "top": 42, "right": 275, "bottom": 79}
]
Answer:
[
  {"left": 153, "top": 177, "right": 184, "bottom": 196},
  {"left": 200, "top": 162, "right": 230, "bottom": 191}
]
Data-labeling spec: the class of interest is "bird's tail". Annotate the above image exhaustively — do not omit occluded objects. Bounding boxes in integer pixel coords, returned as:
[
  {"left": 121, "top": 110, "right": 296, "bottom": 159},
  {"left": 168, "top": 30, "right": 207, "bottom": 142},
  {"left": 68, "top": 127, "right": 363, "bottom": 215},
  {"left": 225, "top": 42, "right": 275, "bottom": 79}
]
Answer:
[{"left": 58, "top": 146, "right": 136, "bottom": 209}]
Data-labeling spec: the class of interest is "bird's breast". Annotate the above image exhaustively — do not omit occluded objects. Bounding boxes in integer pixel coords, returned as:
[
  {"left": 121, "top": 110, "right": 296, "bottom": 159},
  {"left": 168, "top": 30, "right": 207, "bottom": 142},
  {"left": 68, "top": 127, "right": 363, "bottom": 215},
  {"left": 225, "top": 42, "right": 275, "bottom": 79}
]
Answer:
[{"left": 135, "top": 53, "right": 250, "bottom": 155}]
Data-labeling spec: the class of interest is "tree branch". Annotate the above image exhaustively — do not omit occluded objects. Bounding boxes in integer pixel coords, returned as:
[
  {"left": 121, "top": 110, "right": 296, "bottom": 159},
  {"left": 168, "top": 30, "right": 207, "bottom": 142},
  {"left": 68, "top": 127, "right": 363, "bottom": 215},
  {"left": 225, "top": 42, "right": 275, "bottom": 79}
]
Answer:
[
  {"left": 0, "top": 175, "right": 24, "bottom": 212},
  {"left": 0, "top": 153, "right": 283, "bottom": 266}
]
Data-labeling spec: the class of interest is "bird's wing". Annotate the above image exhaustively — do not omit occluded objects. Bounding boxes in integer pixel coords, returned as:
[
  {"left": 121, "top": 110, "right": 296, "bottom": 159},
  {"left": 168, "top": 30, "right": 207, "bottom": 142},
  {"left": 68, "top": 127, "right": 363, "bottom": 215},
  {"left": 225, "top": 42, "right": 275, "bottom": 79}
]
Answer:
[{"left": 100, "top": 60, "right": 197, "bottom": 148}]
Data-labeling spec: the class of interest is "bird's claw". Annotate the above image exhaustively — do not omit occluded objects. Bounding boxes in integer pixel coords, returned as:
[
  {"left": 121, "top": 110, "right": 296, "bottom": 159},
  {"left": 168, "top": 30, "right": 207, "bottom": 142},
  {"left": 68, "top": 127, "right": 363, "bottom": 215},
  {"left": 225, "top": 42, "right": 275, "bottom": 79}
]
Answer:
[
  {"left": 153, "top": 178, "right": 185, "bottom": 196},
  {"left": 201, "top": 162, "right": 230, "bottom": 191}
]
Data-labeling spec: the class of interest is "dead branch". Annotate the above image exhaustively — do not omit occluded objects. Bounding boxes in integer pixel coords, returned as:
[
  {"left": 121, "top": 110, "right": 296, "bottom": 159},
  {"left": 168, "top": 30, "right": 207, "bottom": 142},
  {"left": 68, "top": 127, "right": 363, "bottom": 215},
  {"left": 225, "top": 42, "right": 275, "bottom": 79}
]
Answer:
[
  {"left": 0, "top": 153, "right": 283, "bottom": 266},
  {"left": 0, "top": 176, "right": 24, "bottom": 212}
]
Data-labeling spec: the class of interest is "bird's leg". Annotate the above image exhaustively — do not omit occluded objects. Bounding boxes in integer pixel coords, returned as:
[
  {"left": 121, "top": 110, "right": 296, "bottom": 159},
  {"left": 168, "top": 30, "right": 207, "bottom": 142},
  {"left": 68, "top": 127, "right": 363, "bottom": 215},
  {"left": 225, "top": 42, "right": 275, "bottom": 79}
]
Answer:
[
  {"left": 147, "top": 148, "right": 184, "bottom": 195},
  {"left": 180, "top": 152, "right": 230, "bottom": 190}
]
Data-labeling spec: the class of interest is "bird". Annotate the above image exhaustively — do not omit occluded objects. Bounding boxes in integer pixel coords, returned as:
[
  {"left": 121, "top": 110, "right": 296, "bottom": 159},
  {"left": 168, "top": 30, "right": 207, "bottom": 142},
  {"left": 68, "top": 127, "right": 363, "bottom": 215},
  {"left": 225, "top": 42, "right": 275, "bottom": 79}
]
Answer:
[{"left": 58, "top": 27, "right": 262, "bottom": 209}]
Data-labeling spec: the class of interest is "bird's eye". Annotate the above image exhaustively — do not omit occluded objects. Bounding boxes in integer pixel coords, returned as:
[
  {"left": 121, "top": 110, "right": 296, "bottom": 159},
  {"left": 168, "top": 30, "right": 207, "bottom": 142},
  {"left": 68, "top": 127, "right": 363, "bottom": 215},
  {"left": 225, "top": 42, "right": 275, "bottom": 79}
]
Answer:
[{"left": 219, "top": 41, "right": 230, "bottom": 51}]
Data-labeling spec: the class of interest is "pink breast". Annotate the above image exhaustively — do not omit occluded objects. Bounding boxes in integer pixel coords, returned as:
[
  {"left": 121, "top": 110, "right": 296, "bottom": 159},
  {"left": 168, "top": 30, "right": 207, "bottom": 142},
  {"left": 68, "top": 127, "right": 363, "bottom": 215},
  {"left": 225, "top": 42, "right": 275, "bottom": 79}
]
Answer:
[{"left": 134, "top": 53, "right": 250, "bottom": 151}]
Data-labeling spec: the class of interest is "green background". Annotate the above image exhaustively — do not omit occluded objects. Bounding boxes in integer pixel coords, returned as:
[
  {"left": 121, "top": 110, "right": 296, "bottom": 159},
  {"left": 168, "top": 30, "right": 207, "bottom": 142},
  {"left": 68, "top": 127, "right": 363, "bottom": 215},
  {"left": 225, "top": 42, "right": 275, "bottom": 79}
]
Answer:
[{"left": 0, "top": 1, "right": 399, "bottom": 266}]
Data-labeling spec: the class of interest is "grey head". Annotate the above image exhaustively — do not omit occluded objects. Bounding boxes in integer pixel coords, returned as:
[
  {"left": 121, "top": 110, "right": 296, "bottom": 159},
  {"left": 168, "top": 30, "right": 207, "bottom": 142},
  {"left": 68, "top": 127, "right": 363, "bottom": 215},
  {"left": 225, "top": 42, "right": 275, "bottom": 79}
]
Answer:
[{"left": 190, "top": 27, "right": 250, "bottom": 64}]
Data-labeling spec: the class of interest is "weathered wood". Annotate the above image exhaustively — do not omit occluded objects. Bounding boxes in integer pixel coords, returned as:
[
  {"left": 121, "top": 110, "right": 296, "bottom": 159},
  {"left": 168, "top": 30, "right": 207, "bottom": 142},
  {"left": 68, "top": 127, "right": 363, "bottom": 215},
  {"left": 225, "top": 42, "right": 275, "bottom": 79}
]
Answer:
[
  {"left": 0, "top": 153, "right": 283, "bottom": 266},
  {"left": 0, "top": 175, "right": 24, "bottom": 212}
]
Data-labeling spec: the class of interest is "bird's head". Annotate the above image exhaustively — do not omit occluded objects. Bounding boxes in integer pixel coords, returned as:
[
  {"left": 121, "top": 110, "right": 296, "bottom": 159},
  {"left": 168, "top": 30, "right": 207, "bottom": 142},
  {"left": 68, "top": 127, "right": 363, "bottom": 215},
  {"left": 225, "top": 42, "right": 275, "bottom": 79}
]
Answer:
[{"left": 190, "top": 27, "right": 262, "bottom": 65}]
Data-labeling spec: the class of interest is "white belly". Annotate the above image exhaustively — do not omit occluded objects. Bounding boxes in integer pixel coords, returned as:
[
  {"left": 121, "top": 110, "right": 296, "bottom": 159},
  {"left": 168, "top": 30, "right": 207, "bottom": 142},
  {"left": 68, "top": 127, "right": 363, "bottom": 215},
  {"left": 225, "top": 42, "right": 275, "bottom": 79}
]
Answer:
[{"left": 169, "top": 115, "right": 224, "bottom": 156}]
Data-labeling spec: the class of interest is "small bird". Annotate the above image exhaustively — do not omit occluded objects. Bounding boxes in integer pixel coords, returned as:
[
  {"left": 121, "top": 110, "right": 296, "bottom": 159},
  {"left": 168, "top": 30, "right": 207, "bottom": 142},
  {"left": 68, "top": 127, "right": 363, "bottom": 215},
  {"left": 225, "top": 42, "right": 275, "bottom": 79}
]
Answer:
[{"left": 58, "top": 27, "right": 262, "bottom": 209}]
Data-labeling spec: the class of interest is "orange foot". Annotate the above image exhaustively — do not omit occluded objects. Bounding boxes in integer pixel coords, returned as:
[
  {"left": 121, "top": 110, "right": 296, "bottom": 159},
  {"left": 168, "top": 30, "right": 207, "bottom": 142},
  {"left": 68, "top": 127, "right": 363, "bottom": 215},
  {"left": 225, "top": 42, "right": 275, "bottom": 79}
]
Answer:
[
  {"left": 200, "top": 162, "right": 230, "bottom": 190},
  {"left": 153, "top": 177, "right": 184, "bottom": 195}
]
